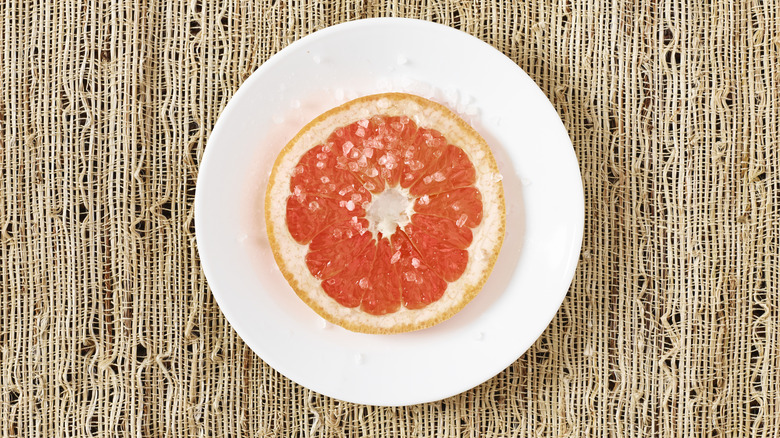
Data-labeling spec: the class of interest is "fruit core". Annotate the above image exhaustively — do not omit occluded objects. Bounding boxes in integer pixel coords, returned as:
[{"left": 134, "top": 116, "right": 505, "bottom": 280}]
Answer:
[{"left": 366, "top": 187, "right": 413, "bottom": 237}]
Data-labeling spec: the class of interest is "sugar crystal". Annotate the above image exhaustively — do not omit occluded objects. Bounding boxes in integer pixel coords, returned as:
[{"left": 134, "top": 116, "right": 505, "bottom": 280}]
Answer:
[
  {"left": 342, "top": 141, "right": 354, "bottom": 156},
  {"left": 408, "top": 160, "right": 424, "bottom": 171}
]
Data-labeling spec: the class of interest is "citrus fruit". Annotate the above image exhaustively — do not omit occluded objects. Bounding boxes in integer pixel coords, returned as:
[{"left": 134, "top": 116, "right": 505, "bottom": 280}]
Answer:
[{"left": 266, "top": 93, "right": 505, "bottom": 334}]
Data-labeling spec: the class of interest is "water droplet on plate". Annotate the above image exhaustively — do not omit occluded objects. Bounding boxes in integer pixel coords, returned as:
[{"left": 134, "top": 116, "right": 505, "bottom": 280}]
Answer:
[{"left": 354, "top": 353, "right": 364, "bottom": 365}]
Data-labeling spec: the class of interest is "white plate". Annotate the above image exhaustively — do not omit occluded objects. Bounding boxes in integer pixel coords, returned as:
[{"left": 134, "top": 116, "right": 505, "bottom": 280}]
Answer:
[{"left": 195, "top": 18, "right": 583, "bottom": 406}]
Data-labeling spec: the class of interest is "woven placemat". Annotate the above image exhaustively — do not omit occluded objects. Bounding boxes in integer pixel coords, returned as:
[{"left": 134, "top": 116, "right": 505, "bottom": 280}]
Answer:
[{"left": 2, "top": 0, "right": 779, "bottom": 436}]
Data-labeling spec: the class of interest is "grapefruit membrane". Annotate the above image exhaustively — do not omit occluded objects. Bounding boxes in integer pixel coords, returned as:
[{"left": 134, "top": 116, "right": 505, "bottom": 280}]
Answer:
[{"left": 266, "top": 93, "right": 505, "bottom": 334}]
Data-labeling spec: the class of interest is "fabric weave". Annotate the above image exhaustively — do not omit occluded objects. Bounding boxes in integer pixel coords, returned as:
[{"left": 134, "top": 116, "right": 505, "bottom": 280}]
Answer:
[{"left": 1, "top": 0, "right": 778, "bottom": 436}]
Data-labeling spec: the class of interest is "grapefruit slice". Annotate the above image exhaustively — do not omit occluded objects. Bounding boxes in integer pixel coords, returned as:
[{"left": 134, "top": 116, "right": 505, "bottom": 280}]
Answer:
[{"left": 266, "top": 93, "right": 505, "bottom": 334}]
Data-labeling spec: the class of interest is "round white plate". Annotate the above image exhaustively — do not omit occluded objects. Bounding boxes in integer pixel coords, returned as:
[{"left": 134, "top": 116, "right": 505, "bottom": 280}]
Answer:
[{"left": 195, "top": 18, "right": 583, "bottom": 406}]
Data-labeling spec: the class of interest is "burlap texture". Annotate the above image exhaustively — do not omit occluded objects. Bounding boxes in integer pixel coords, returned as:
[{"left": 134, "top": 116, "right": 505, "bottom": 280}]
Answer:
[{"left": 2, "top": 0, "right": 779, "bottom": 436}]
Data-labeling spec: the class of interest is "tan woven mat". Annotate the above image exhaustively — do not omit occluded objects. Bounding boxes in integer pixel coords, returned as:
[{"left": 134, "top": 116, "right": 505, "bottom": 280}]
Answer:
[{"left": 2, "top": 0, "right": 780, "bottom": 435}]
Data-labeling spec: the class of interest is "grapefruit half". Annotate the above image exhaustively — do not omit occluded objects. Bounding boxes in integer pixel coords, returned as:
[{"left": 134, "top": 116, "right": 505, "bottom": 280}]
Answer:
[{"left": 266, "top": 93, "right": 505, "bottom": 334}]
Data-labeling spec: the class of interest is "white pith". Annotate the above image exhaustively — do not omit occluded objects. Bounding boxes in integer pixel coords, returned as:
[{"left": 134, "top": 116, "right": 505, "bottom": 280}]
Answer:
[{"left": 366, "top": 186, "right": 415, "bottom": 238}]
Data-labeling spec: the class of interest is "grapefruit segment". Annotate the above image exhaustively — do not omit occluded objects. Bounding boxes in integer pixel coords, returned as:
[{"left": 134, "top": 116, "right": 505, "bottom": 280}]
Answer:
[
  {"left": 360, "top": 237, "right": 402, "bottom": 315},
  {"left": 390, "top": 231, "right": 447, "bottom": 309},
  {"left": 305, "top": 232, "right": 374, "bottom": 280},
  {"left": 286, "top": 195, "right": 358, "bottom": 244},
  {"left": 321, "top": 241, "right": 377, "bottom": 308},
  {"left": 266, "top": 93, "right": 505, "bottom": 334},
  {"left": 291, "top": 144, "right": 371, "bottom": 202},
  {"left": 405, "top": 227, "right": 469, "bottom": 282},
  {"left": 309, "top": 217, "right": 371, "bottom": 251},
  {"left": 330, "top": 123, "right": 387, "bottom": 194},
  {"left": 413, "top": 187, "right": 483, "bottom": 228},
  {"left": 409, "top": 214, "right": 473, "bottom": 249},
  {"left": 399, "top": 128, "right": 448, "bottom": 189},
  {"left": 328, "top": 116, "right": 414, "bottom": 193},
  {"left": 408, "top": 144, "right": 477, "bottom": 196},
  {"left": 373, "top": 116, "right": 417, "bottom": 187}
]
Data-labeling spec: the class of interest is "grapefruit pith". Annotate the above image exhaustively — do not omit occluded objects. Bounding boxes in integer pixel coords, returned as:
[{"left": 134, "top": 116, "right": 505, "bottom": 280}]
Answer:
[{"left": 266, "top": 93, "right": 505, "bottom": 334}]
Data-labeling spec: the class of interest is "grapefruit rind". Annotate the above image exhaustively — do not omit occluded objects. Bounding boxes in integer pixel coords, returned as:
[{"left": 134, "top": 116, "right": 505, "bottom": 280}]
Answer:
[{"left": 266, "top": 93, "right": 505, "bottom": 334}]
